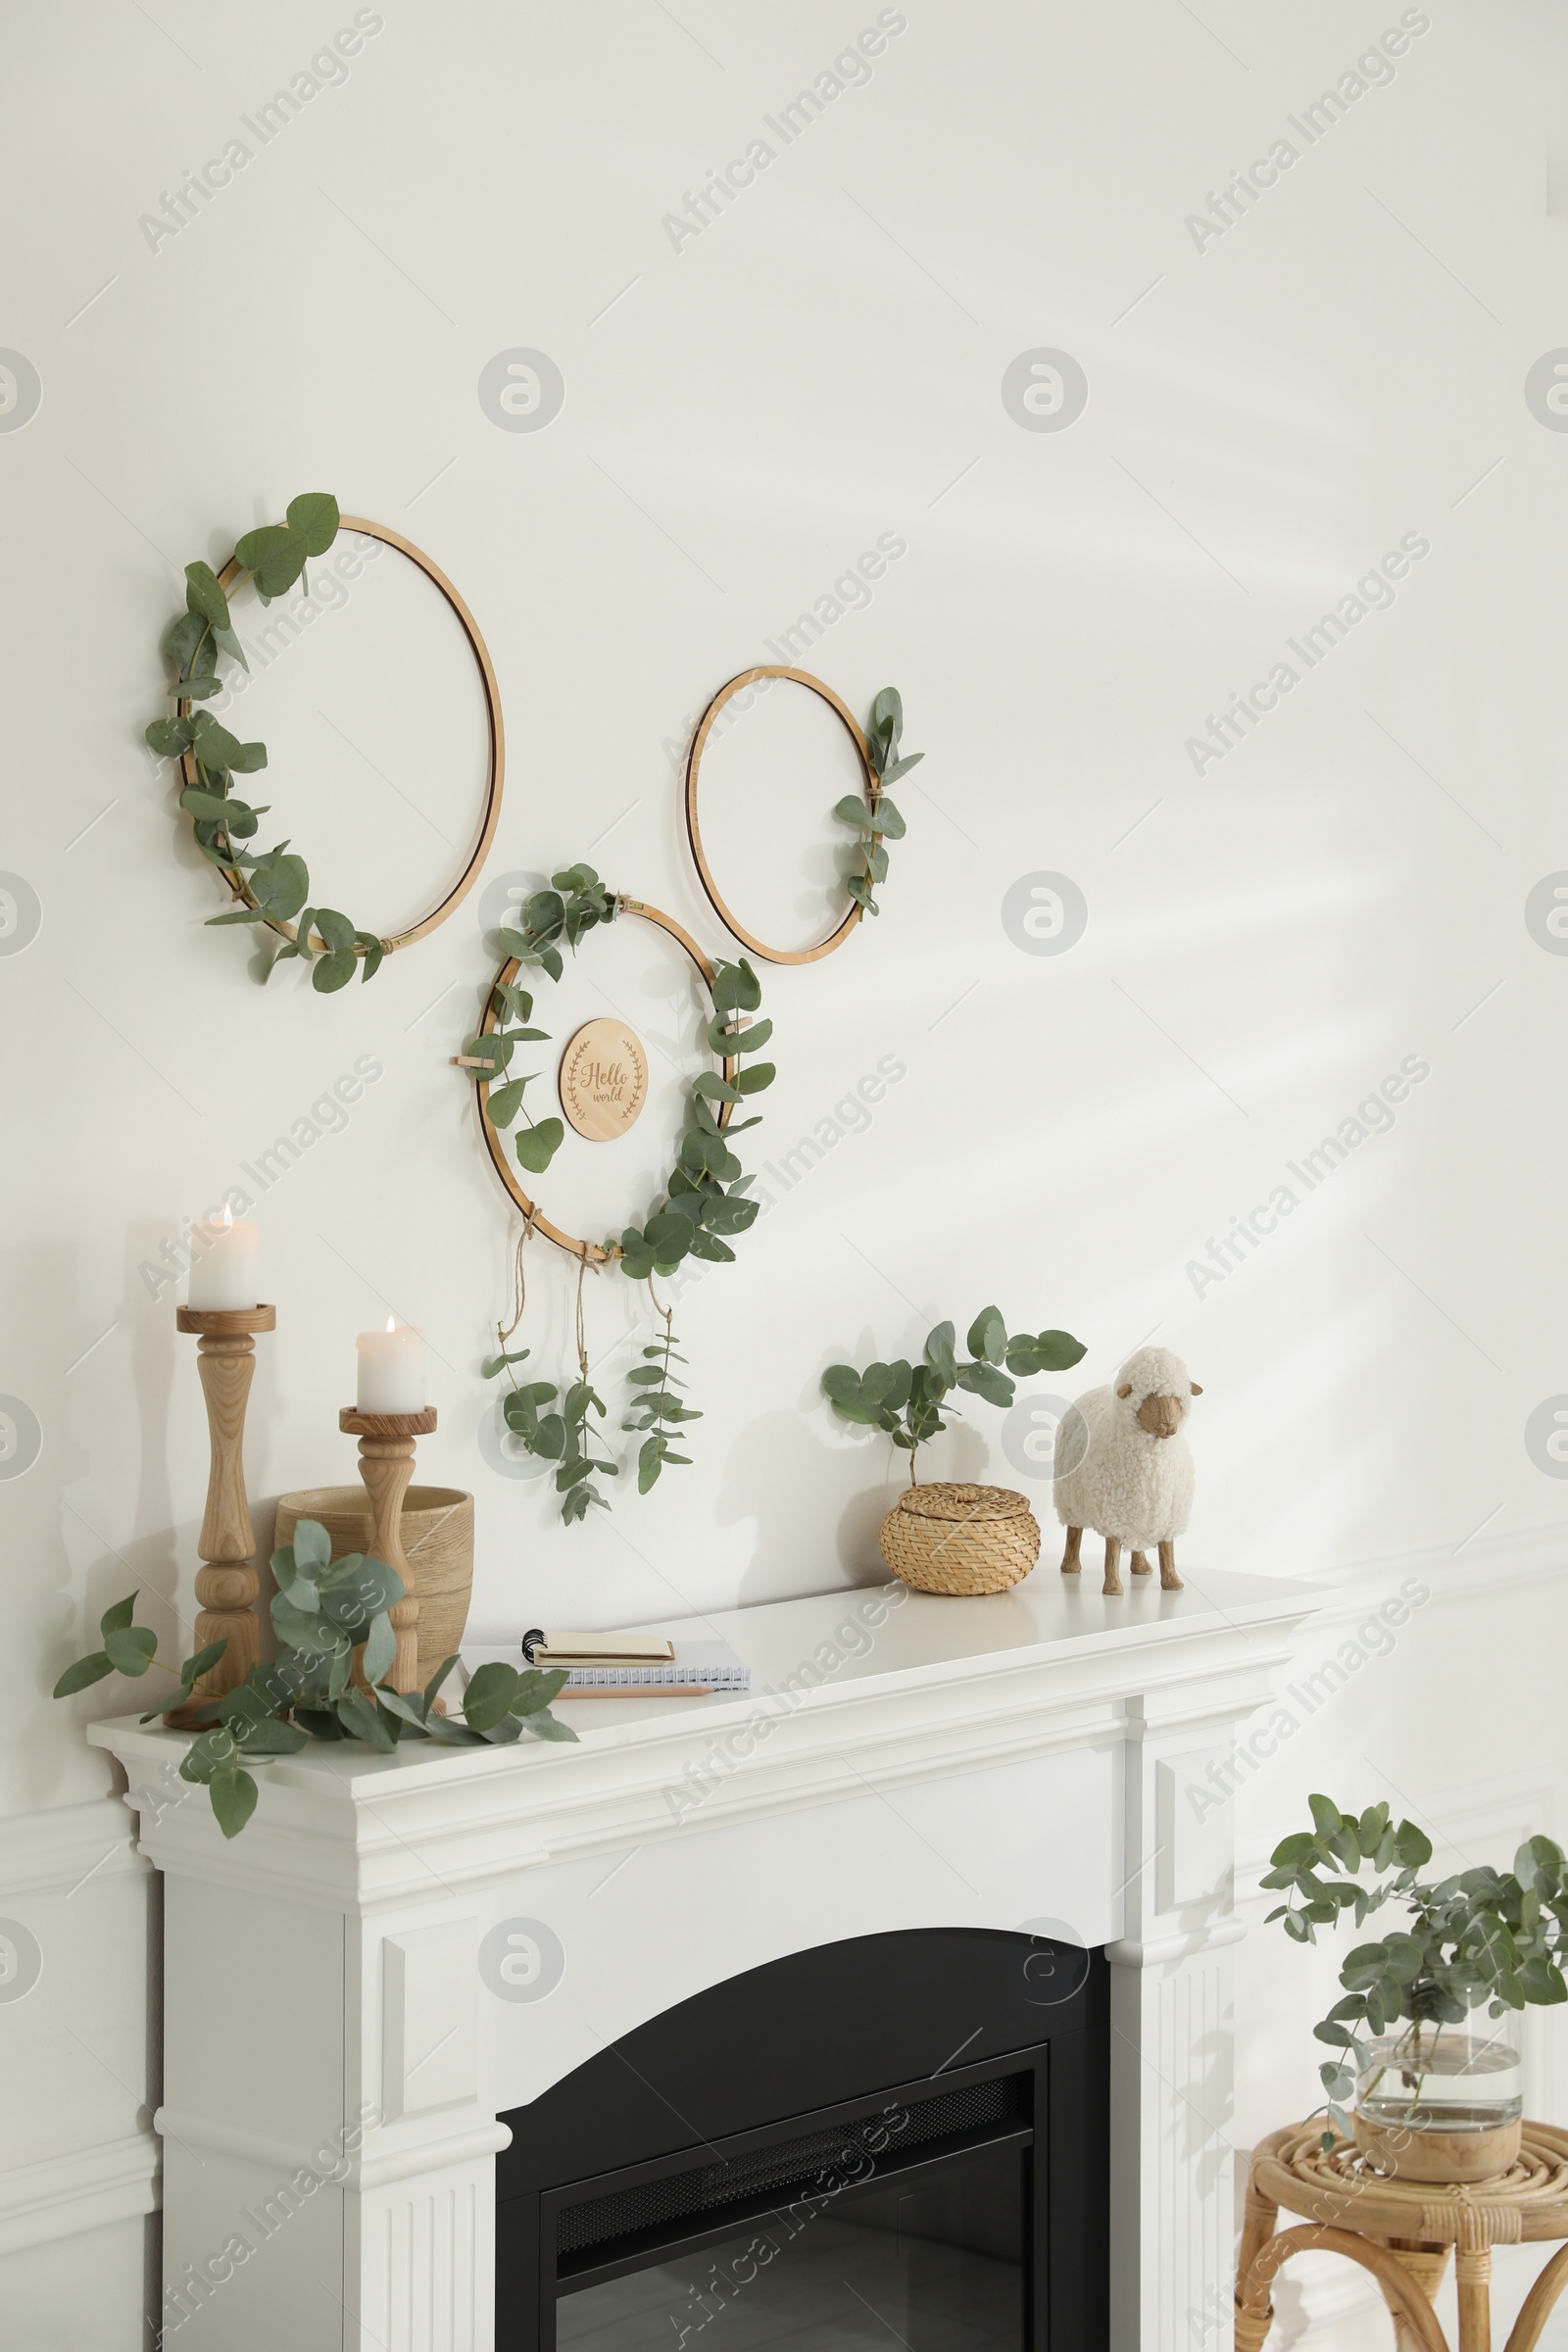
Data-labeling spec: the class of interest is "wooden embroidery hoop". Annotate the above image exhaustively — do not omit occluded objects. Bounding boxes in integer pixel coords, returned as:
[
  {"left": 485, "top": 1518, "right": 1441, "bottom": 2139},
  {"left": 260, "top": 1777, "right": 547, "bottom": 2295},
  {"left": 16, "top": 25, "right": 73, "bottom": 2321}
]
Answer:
[
  {"left": 683, "top": 664, "right": 879, "bottom": 966},
  {"left": 181, "top": 514, "right": 505, "bottom": 957},
  {"left": 472, "top": 897, "right": 738, "bottom": 1264}
]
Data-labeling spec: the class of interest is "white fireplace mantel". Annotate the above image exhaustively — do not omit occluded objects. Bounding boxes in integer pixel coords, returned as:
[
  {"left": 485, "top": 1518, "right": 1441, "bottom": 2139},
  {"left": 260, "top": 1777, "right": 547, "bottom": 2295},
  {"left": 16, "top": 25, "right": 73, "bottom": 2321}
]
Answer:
[{"left": 93, "top": 1563, "right": 1319, "bottom": 2352}]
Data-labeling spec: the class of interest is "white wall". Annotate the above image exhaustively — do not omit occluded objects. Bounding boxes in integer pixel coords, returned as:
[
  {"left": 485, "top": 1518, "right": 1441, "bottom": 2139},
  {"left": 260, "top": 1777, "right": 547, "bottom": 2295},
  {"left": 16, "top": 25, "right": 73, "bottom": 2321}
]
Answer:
[{"left": 4, "top": 0, "right": 1568, "bottom": 2342}]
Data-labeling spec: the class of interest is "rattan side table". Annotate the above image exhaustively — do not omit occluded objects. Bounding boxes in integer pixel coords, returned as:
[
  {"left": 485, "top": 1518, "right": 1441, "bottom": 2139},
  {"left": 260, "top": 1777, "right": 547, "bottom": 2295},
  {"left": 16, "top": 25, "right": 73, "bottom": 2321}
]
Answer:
[{"left": 1236, "top": 2122, "right": 1568, "bottom": 2352}]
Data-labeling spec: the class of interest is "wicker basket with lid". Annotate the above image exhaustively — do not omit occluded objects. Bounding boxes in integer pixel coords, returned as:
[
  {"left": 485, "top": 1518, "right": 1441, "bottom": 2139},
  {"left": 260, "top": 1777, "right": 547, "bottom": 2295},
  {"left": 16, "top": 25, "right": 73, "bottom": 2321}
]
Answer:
[{"left": 878, "top": 1482, "right": 1040, "bottom": 1595}]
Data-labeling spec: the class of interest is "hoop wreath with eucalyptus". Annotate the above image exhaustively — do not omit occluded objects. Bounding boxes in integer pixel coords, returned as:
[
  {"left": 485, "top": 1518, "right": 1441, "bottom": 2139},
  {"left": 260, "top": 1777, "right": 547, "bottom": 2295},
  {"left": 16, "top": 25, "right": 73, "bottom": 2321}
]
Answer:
[
  {"left": 456, "top": 863, "right": 774, "bottom": 1519},
  {"left": 144, "top": 494, "right": 504, "bottom": 990},
  {"left": 683, "top": 667, "right": 922, "bottom": 964}
]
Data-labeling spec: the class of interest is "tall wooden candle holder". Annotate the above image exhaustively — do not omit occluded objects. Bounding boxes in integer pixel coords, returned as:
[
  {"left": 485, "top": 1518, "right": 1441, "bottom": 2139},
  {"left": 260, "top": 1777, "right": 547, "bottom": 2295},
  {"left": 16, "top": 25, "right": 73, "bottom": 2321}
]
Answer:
[
  {"left": 339, "top": 1406, "right": 438, "bottom": 1694},
  {"left": 172, "top": 1303, "right": 275, "bottom": 1723}
]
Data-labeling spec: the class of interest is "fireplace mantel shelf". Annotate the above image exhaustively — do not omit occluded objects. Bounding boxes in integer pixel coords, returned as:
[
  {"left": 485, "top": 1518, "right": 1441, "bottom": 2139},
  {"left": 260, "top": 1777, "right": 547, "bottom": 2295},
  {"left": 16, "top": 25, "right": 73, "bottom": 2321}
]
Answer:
[
  {"left": 91, "top": 1565, "right": 1317, "bottom": 1909},
  {"left": 92, "top": 1563, "right": 1322, "bottom": 2352}
]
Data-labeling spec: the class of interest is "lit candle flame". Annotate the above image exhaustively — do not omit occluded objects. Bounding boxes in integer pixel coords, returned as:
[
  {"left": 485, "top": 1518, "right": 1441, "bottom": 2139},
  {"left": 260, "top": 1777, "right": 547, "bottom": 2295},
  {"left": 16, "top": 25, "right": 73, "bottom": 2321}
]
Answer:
[
  {"left": 385, "top": 1314, "right": 396, "bottom": 1332},
  {"left": 220, "top": 1202, "right": 233, "bottom": 1231}
]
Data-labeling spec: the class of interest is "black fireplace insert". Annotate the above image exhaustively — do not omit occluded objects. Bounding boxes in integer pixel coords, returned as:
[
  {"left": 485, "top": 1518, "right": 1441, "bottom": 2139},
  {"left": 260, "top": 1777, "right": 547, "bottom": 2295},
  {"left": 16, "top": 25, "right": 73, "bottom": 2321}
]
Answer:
[{"left": 496, "top": 1927, "right": 1109, "bottom": 2349}]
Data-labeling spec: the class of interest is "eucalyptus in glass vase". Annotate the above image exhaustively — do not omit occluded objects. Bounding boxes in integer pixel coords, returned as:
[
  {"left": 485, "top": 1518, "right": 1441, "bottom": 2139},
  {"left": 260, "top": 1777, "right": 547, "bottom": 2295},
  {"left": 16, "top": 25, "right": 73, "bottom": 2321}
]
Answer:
[{"left": 1263, "top": 1795, "right": 1568, "bottom": 2181}]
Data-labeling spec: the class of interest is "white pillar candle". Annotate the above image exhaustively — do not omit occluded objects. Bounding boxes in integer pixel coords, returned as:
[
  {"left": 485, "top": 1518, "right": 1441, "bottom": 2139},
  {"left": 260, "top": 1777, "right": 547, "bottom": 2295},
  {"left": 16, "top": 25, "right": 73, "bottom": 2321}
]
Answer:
[
  {"left": 357, "top": 1317, "right": 425, "bottom": 1414},
  {"left": 187, "top": 1205, "right": 260, "bottom": 1310}
]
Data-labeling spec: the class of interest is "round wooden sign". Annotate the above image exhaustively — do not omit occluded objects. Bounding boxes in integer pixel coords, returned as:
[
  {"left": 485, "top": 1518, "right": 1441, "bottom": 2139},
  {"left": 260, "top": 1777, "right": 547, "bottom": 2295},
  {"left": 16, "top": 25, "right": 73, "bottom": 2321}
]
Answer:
[{"left": 558, "top": 1018, "right": 649, "bottom": 1142}]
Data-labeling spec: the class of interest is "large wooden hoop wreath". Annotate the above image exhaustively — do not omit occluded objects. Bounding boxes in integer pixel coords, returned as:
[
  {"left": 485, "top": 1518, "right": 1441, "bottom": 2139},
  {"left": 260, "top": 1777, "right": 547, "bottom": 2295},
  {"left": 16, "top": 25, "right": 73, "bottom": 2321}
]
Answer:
[
  {"left": 684, "top": 664, "right": 879, "bottom": 965},
  {"left": 474, "top": 898, "right": 738, "bottom": 1264},
  {"left": 180, "top": 514, "right": 504, "bottom": 959}
]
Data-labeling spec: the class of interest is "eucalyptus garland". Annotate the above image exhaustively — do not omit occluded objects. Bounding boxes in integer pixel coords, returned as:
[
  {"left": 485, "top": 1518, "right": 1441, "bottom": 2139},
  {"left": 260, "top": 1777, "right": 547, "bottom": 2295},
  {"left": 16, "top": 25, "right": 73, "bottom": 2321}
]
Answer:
[
  {"left": 143, "top": 491, "right": 386, "bottom": 991},
  {"left": 836, "top": 687, "right": 923, "bottom": 918},
  {"left": 463, "top": 861, "right": 773, "bottom": 1267},
  {"left": 467, "top": 860, "right": 772, "bottom": 1521}
]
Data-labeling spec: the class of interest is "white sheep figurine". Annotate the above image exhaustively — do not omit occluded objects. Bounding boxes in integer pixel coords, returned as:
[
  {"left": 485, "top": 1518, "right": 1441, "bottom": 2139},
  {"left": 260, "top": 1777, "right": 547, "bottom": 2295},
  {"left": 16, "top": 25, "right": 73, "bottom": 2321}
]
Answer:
[{"left": 1054, "top": 1346, "right": 1202, "bottom": 1595}]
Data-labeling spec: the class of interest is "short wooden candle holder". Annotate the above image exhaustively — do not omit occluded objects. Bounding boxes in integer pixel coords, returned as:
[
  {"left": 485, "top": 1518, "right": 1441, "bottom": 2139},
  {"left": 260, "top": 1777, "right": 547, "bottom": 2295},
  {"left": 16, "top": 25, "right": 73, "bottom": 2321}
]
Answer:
[
  {"left": 339, "top": 1407, "right": 438, "bottom": 1694},
  {"left": 169, "top": 1303, "right": 276, "bottom": 1727}
]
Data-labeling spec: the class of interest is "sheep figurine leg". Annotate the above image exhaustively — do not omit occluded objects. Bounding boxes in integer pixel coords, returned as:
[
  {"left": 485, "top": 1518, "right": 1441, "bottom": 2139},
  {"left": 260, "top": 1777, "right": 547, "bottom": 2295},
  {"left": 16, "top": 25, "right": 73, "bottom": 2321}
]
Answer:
[
  {"left": 1059, "top": 1525, "right": 1083, "bottom": 1575},
  {"left": 1130, "top": 1549, "right": 1152, "bottom": 1577},
  {"left": 1158, "top": 1540, "right": 1182, "bottom": 1592},
  {"left": 1103, "top": 1537, "right": 1123, "bottom": 1596}
]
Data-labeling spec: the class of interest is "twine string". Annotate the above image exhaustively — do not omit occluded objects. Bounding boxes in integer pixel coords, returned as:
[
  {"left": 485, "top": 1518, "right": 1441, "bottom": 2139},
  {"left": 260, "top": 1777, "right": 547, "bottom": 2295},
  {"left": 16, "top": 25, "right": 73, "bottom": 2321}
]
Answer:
[
  {"left": 574, "top": 1245, "right": 598, "bottom": 1386},
  {"left": 498, "top": 1206, "right": 538, "bottom": 1344}
]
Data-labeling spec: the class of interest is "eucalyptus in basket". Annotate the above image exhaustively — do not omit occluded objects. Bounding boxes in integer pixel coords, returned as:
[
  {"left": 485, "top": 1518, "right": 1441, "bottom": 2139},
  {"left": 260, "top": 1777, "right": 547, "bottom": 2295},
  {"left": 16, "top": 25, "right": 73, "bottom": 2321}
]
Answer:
[
  {"left": 52, "top": 1518, "right": 576, "bottom": 1838},
  {"left": 823, "top": 1307, "right": 1087, "bottom": 1484},
  {"left": 142, "top": 492, "right": 387, "bottom": 990},
  {"left": 1263, "top": 1793, "right": 1568, "bottom": 2150}
]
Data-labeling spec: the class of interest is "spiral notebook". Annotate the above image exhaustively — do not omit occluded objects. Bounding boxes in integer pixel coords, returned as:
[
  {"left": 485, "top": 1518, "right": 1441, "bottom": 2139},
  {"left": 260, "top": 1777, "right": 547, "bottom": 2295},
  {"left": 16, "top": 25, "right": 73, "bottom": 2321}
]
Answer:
[{"left": 460, "top": 1636, "right": 752, "bottom": 1696}]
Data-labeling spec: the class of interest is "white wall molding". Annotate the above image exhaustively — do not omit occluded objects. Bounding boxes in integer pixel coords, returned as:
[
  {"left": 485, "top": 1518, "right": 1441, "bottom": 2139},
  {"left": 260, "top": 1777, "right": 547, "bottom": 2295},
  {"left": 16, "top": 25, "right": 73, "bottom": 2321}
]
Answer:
[
  {"left": 0, "top": 1794, "right": 144, "bottom": 1900},
  {"left": 1285, "top": 1521, "right": 1567, "bottom": 1625},
  {"left": 0, "top": 2130, "right": 158, "bottom": 2257}
]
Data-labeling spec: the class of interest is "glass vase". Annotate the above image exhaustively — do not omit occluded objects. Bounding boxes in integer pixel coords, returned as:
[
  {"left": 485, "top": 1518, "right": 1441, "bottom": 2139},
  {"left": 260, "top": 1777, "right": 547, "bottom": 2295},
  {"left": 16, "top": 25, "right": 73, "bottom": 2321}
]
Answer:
[{"left": 1351, "top": 2027, "right": 1523, "bottom": 2182}]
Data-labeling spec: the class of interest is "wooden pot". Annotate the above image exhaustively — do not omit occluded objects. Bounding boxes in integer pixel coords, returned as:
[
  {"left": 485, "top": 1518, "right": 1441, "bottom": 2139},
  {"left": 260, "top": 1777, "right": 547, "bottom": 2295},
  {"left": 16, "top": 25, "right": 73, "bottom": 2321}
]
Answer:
[
  {"left": 1350, "top": 2111, "right": 1523, "bottom": 2183},
  {"left": 878, "top": 1483, "right": 1040, "bottom": 1595},
  {"left": 274, "top": 1486, "right": 474, "bottom": 1687}
]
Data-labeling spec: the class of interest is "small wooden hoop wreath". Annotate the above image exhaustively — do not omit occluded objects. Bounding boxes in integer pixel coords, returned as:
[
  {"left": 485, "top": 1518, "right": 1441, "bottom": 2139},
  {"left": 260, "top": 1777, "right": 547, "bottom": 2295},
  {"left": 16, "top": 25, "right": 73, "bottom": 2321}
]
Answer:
[
  {"left": 474, "top": 896, "right": 737, "bottom": 1265},
  {"left": 684, "top": 664, "right": 878, "bottom": 966},
  {"left": 182, "top": 514, "right": 505, "bottom": 955}
]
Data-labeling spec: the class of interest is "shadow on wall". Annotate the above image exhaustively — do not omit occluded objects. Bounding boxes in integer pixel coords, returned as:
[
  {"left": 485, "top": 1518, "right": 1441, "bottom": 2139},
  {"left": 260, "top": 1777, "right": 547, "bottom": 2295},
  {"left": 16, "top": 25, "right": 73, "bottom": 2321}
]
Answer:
[
  {"left": 718, "top": 1411, "right": 903, "bottom": 1601},
  {"left": 719, "top": 1402, "right": 1009, "bottom": 1603}
]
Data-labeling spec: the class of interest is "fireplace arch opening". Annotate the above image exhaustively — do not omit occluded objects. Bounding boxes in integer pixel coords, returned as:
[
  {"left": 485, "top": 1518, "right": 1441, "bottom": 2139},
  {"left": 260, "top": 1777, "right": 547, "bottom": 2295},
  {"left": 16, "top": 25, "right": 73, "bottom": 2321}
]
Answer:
[{"left": 496, "top": 1926, "right": 1108, "bottom": 2350}]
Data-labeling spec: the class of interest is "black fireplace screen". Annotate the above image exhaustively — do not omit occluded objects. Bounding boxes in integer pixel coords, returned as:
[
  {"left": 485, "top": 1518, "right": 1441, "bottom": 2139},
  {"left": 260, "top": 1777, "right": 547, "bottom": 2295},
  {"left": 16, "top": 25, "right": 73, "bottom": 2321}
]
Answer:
[
  {"left": 560, "top": 2137, "right": 1027, "bottom": 2352},
  {"left": 497, "top": 1928, "right": 1107, "bottom": 2350}
]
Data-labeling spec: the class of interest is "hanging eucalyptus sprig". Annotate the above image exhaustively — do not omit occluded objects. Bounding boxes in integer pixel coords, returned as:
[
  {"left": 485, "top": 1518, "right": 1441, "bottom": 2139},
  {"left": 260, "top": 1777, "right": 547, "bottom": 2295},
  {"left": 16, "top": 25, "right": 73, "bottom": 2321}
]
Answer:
[
  {"left": 142, "top": 493, "right": 387, "bottom": 991},
  {"left": 482, "top": 1254, "right": 619, "bottom": 1525},
  {"left": 834, "top": 686, "right": 922, "bottom": 920},
  {"left": 623, "top": 1289, "right": 702, "bottom": 1491}
]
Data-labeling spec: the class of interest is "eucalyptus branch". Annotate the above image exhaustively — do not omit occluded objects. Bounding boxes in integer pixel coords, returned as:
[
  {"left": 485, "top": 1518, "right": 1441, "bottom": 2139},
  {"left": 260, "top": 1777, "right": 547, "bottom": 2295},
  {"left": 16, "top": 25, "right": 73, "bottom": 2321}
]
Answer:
[
  {"left": 142, "top": 494, "right": 387, "bottom": 990},
  {"left": 52, "top": 1524, "right": 576, "bottom": 1838},
  {"left": 834, "top": 686, "right": 921, "bottom": 919},
  {"left": 823, "top": 1309, "right": 1087, "bottom": 1487},
  {"left": 622, "top": 1287, "right": 702, "bottom": 1492}
]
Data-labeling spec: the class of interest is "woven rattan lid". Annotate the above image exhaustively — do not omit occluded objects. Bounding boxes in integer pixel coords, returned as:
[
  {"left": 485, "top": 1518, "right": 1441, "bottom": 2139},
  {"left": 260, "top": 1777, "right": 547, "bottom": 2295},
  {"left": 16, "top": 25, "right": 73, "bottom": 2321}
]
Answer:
[{"left": 895, "top": 1482, "right": 1032, "bottom": 1523}]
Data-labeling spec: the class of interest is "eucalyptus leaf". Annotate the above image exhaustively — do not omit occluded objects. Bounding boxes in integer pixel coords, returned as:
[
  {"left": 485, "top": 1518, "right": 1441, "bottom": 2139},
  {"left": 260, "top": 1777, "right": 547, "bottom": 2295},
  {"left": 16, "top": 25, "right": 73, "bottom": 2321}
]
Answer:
[
  {"left": 146, "top": 716, "right": 196, "bottom": 758},
  {"left": 287, "top": 1515, "right": 331, "bottom": 1574},
  {"left": 53, "top": 1650, "right": 115, "bottom": 1697},
  {"left": 486, "top": 1079, "right": 527, "bottom": 1130},
  {"left": 184, "top": 562, "right": 231, "bottom": 631},
  {"left": 209, "top": 1768, "right": 260, "bottom": 1839},
  {"left": 362, "top": 1610, "right": 397, "bottom": 1688},
  {"left": 285, "top": 491, "right": 340, "bottom": 556},
  {"left": 165, "top": 612, "right": 206, "bottom": 674},
  {"left": 103, "top": 1624, "right": 157, "bottom": 1677},
  {"left": 514, "top": 1118, "right": 564, "bottom": 1174},
  {"left": 464, "top": 1661, "right": 521, "bottom": 1733}
]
